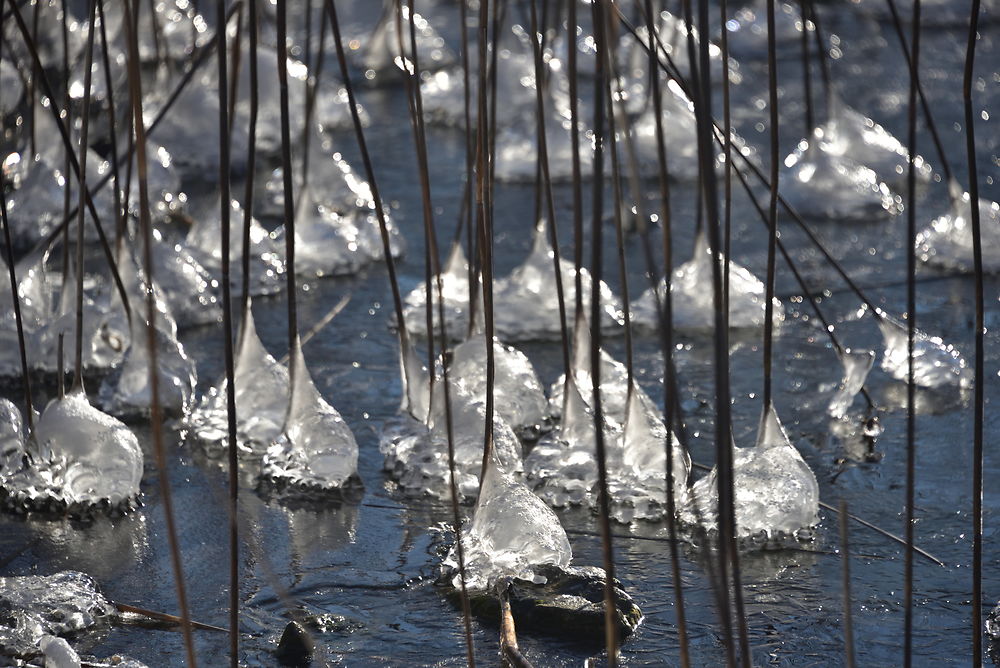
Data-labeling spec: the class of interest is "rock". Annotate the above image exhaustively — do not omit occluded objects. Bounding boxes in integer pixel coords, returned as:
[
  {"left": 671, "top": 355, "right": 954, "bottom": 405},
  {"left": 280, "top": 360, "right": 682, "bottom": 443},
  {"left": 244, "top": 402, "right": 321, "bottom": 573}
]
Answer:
[
  {"left": 443, "top": 563, "right": 642, "bottom": 643},
  {"left": 276, "top": 620, "right": 315, "bottom": 667}
]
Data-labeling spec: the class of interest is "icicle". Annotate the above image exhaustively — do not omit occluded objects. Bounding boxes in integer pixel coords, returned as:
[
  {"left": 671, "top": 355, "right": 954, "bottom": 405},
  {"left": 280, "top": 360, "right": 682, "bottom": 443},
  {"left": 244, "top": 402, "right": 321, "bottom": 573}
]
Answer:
[
  {"left": 828, "top": 348, "right": 875, "bottom": 419},
  {"left": 877, "top": 315, "right": 971, "bottom": 389},
  {"left": 261, "top": 338, "right": 359, "bottom": 491},
  {"left": 631, "top": 230, "right": 784, "bottom": 331},
  {"left": 444, "top": 449, "right": 572, "bottom": 591},
  {"left": 916, "top": 180, "right": 1000, "bottom": 273},
  {"left": 686, "top": 405, "right": 819, "bottom": 541}
]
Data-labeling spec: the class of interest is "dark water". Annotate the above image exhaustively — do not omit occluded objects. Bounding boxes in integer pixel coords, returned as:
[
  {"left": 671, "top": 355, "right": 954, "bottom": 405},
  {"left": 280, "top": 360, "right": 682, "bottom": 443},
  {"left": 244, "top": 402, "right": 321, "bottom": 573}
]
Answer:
[{"left": 3, "top": 0, "right": 1000, "bottom": 665}]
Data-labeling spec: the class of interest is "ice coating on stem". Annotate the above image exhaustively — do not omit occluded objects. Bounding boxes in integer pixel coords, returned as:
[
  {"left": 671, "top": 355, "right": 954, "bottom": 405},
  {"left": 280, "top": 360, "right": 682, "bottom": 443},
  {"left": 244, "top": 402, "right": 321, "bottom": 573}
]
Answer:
[
  {"left": 781, "top": 138, "right": 901, "bottom": 221},
  {"left": 493, "top": 221, "right": 623, "bottom": 340},
  {"left": 828, "top": 348, "right": 875, "bottom": 419},
  {"left": 402, "top": 242, "right": 472, "bottom": 340},
  {"left": 916, "top": 182, "right": 1000, "bottom": 273},
  {"left": 444, "top": 451, "right": 572, "bottom": 591},
  {"left": 399, "top": 340, "right": 431, "bottom": 423},
  {"left": 261, "top": 340, "right": 359, "bottom": 491},
  {"left": 443, "top": 330, "right": 549, "bottom": 436},
  {"left": 684, "top": 405, "right": 819, "bottom": 540},
  {"left": 381, "top": 383, "right": 522, "bottom": 501},
  {"left": 0, "top": 571, "right": 116, "bottom": 660},
  {"left": 187, "top": 303, "right": 290, "bottom": 454},
  {"left": 877, "top": 315, "right": 971, "bottom": 389},
  {"left": 1, "top": 391, "right": 142, "bottom": 511},
  {"left": 631, "top": 232, "right": 784, "bottom": 331}
]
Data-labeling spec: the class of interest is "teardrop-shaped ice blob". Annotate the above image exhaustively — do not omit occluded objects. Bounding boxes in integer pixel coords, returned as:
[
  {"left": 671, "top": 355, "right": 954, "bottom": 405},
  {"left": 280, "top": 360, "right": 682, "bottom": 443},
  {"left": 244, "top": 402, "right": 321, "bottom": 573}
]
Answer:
[
  {"left": 98, "top": 306, "right": 197, "bottom": 417},
  {"left": 916, "top": 182, "right": 1000, "bottom": 273},
  {"left": 628, "top": 79, "right": 702, "bottom": 181},
  {"left": 493, "top": 222, "right": 623, "bottom": 341},
  {"left": 524, "top": 375, "right": 605, "bottom": 508},
  {"left": 360, "top": 2, "right": 456, "bottom": 82},
  {"left": 187, "top": 303, "right": 291, "bottom": 454},
  {"left": 382, "top": 380, "right": 522, "bottom": 501},
  {"left": 820, "top": 94, "right": 931, "bottom": 188},
  {"left": 495, "top": 112, "right": 591, "bottom": 183},
  {"left": 444, "top": 451, "right": 572, "bottom": 591},
  {"left": 780, "top": 137, "right": 901, "bottom": 221},
  {"left": 280, "top": 182, "right": 396, "bottom": 278},
  {"left": 685, "top": 405, "right": 819, "bottom": 540},
  {"left": 261, "top": 340, "right": 359, "bottom": 491},
  {"left": 149, "top": 226, "right": 221, "bottom": 327},
  {"left": 144, "top": 67, "right": 249, "bottom": 176},
  {"left": 443, "top": 331, "right": 549, "bottom": 436},
  {"left": 609, "top": 388, "right": 692, "bottom": 524},
  {"left": 184, "top": 197, "right": 285, "bottom": 297},
  {"left": 877, "top": 315, "right": 971, "bottom": 389},
  {"left": 2, "top": 390, "right": 143, "bottom": 509},
  {"left": 548, "top": 313, "right": 631, "bottom": 428},
  {"left": 631, "top": 232, "right": 784, "bottom": 331},
  {"left": 402, "top": 242, "right": 472, "bottom": 340},
  {"left": 828, "top": 348, "right": 875, "bottom": 419}
]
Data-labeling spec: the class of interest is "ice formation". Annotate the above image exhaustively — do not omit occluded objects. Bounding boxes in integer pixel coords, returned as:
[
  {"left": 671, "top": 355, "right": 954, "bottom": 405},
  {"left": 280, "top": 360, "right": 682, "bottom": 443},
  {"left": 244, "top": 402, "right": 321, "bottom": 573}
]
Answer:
[
  {"left": 877, "top": 315, "right": 971, "bottom": 389},
  {"left": 187, "top": 304, "right": 291, "bottom": 454},
  {"left": 548, "top": 315, "right": 631, "bottom": 428},
  {"left": 828, "top": 348, "right": 875, "bottom": 420},
  {"left": 261, "top": 340, "right": 359, "bottom": 492},
  {"left": 443, "top": 451, "right": 571, "bottom": 591},
  {"left": 781, "top": 137, "right": 901, "bottom": 221},
  {"left": 184, "top": 196, "right": 285, "bottom": 297},
  {"left": 495, "top": 113, "right": 591, "bottom": 183},
  {"left": 627, "top": 80, "right": 702, "bottom": 181},
  {"left": 0, "top": 391, "right": 143, "bottom": 512},
  {"left": 492, "top": 222, "right": 623, "bottom": 340},
  {"left": 381, "top": 382, "right": 523, "bottom": 501},
  {"left": 360, "top": 2, "right": 456, "bottom": 82},
  {"left": 817, "top": 95, "right": 931, "bottom": 188},
  {"left": 524, "top": 375, "right": 610, "bottom": 508},
  {"left": 724, "top": 1, "right": 810, "bottom": 59},
  {"left": 442, "top": 329, "right": 550, "bottom": 437},
  {"left": 97, "top": 307, "right": 197, "bottom": 417},
  {"left": 684, "top": 405, "right": 819, "bottom": 541},
  {"left": 916, "top": 182, "right": 1000, "bottom": 273},
  {"left": 145, "top": 68, "right": 249, "bottom": 176},
  {"left": 0, "top": 571, "right": 116, "bottom": 661},
  {"left": 147, "top": 226, "right": 221, "bottom": 327},
  {"left": 402, "top": 242, "right": 473, "bottom": 340},
  {"left": 630, "top": 232, "right": 784, "bottom": 331}
]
